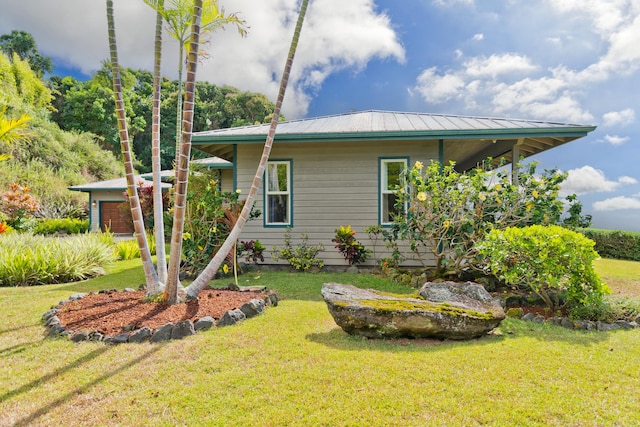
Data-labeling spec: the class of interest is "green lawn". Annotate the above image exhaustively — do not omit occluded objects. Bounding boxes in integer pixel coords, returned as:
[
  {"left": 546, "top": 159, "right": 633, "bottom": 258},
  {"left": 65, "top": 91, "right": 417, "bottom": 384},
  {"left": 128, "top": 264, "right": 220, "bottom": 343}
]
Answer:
[{"left": 1, "top": 260, "right": 639, "bottom": 426}]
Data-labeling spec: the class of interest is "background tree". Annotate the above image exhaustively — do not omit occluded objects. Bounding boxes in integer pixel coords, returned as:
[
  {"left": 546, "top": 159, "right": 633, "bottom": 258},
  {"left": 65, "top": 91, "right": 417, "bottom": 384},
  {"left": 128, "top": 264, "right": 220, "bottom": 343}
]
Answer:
[
  {"left": 0, "top": 30, "right": 53, "bottom": 77},
  {"left": 186, "top": 0, "right": 309, "bottom": 300}
]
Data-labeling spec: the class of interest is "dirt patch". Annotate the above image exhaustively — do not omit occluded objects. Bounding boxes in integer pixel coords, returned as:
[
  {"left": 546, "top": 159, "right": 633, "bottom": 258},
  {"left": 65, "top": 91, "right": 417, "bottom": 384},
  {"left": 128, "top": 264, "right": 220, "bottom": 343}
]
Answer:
[{"left": 56, "top": 289, "right": 266, "bottom": 336}]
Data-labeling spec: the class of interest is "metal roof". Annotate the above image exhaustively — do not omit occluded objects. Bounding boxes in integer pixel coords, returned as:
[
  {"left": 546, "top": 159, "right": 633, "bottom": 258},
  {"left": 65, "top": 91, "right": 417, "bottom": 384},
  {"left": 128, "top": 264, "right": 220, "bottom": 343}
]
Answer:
[
  {"left": 193, "top": 110, "right": 595, "bottom": 141},
  {"left": 68, "top": 176, "right": 172, "bottom": 193}
]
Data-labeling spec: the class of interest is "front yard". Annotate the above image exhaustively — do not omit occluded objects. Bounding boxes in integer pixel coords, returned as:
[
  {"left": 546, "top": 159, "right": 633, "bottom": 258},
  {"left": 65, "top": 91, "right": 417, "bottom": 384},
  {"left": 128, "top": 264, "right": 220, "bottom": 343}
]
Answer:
[{"left": 1, "top": 259, "right": 639, "bottom": 426}]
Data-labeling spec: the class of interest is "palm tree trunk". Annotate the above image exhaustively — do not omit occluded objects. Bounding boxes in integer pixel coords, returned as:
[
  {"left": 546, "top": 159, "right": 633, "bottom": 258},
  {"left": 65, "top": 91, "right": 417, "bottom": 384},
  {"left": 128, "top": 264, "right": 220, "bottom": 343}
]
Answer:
[
  {"left": 106, "top": 0, "right": 160, "bottom": 290},
  {"left": 186, "top": 0, "right": 309, "bottom": 299},
  {"left": 151, "top": 0, "right": 168, "bottom": 287},
  {"left": 165, "top": 0, "right": 203, "bottom": 304},
  {"left": 174, "top": 44, "right": 184, "bottom": 176}
]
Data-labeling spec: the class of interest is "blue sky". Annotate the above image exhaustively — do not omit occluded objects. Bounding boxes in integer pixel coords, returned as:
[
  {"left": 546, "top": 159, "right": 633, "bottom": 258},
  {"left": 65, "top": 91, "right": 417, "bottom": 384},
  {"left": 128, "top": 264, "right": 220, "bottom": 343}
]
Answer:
[{"left": 1, "top": 0, "right": 638, "bottom": 230}]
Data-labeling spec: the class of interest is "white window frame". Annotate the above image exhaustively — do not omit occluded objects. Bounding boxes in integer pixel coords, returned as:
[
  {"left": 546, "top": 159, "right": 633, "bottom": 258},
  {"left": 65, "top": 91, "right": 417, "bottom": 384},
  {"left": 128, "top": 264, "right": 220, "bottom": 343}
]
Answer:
[
  {"left": 380, "top": 158, "right": 408, "bottom": 225},
  {"left": 264, "top": 160, "right": 292, "bottom": 227}
]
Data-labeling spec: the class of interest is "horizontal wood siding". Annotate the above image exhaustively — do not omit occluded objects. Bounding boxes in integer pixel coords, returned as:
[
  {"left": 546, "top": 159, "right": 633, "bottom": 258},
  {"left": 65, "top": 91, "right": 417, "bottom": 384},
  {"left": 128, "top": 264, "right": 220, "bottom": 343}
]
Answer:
[{"left": 236, "top": 140, "right": 438, "bottom": 267}]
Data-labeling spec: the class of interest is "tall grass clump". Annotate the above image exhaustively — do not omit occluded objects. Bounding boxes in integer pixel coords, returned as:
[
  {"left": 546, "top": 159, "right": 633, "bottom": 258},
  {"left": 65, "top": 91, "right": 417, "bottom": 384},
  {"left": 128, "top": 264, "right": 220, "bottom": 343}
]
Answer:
[
  {"left": 114, "top": 234, "right": 156, "bottom": 260},
  {"left": 0, "top": 233, "right": 115, "bottom": 286}
]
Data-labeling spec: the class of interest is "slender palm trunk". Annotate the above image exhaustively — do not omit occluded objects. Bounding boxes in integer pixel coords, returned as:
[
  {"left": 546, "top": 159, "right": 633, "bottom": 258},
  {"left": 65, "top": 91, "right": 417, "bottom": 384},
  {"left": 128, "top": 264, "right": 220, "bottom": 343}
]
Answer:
[
  {"left": 151, "top": 0, "right": 168, "bottom": 287},
  {"left": 174, "top": 45, "right": 184, "bottom": 174},
  {"left": 165, "top": 0, "right": 203, "bottom": 304},
  {"left": 186, "top": 0, "right": 309, "bottom": 299},
  {"left": 106, "top": 0, "right": 160, "bottom": 290}
]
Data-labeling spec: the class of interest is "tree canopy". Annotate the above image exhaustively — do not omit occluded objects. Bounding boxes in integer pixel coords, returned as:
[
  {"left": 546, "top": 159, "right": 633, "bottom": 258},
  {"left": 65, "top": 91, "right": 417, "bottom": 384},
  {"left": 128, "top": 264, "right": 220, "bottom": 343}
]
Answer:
[{"left": 0, "top": 30, "right": 53, "bottom": 77}]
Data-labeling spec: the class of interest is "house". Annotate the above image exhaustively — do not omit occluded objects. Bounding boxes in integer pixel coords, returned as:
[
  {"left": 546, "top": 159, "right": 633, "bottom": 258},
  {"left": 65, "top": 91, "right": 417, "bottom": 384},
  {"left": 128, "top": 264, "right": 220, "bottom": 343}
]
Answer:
[
  {"left": 192, "top": 110, "right": 596, "bottom": 267},
  {"left": 68, "top": 157, "right": 232, "bottom": 233}
]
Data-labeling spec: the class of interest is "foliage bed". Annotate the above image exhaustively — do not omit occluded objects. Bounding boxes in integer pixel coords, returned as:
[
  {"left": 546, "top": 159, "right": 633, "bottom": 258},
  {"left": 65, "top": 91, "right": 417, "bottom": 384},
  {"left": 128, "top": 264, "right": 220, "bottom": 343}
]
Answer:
[
  {"left": 0, "top": 262, "right": 639, "bottom": 426},
  {"left": 33, "top": 218, "right": 89, "bottom": 235},
  {"left": 581, "top": 228, "right": 640, "bottom": 261},
  {"left": 0, "top": 233, "right": 114, "bottom": 286}
]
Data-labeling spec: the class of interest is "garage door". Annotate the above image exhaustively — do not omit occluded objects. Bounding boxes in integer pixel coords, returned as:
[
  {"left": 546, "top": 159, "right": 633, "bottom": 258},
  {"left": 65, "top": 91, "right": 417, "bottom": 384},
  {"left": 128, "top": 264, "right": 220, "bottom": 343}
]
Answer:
[{"left": 100, "top": 201, "right": 133, "bottom": 234}]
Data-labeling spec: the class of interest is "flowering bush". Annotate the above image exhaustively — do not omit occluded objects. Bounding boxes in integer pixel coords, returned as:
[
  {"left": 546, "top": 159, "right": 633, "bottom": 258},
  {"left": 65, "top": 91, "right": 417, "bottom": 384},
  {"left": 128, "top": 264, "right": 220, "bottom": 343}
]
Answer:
[
  {"left": 0, "top": 183, "right": 39, "bottom": 231},
  {"left": 477, "top": 225, "right": 608, "bottom": 311},
  {"left": 332, "top": 225, "right": 370, "bottom": 265},
  {"left": 388, "top": 159, "right": 566, "bottom": 277}
]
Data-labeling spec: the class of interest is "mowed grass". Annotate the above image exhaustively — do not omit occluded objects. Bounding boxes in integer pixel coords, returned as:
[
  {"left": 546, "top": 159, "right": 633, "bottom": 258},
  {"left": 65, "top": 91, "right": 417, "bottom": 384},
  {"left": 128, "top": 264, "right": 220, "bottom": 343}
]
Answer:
[{"left": 1, "top": 259, "right": 640, "bottom": 426}]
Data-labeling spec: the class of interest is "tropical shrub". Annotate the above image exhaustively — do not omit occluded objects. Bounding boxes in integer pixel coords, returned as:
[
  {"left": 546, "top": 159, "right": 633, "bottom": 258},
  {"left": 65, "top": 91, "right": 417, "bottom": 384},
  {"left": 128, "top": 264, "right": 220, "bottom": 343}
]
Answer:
[
  {"left": 238, "top": 239, "right": 265, "bottom": 264},
  {"left": 33, "top": 218, "right": 89, "bottom": 235},
  {"left": 332, "top": 225, "right": 370, "bottom": 265},
  {"left": 120, "top": 180, "right": 170, "bottom": 231},
  {"left": 0, "top": 233, "right": 115, "bottom": 286},
  {"left": 388, "top": 159, "right": 566, "bottom": 277},
  {"left": 580, "top": 229, "right": 640, "bottom": 261},
  {"left": 178, "top": 167, "right": 259, "bottom": 277},
  {"left": 271, "top": 229, "right": 325, "bottom": 272},
  {"left": 477, "top": 225, "right": 609, "bottom": 312},
  {"left": 0, "top": 182, "right": 39, "bottom": 230}
]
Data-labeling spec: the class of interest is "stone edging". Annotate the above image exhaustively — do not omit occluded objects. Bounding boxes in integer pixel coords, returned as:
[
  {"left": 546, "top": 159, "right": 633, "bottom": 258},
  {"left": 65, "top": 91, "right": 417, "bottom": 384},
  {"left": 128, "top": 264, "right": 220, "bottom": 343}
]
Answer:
[
  {"left": 508, "top": 309, "right": 639, "bottom": 331},
  {"left": 42, "top": 288, "right": 279, "bottom": 344}
]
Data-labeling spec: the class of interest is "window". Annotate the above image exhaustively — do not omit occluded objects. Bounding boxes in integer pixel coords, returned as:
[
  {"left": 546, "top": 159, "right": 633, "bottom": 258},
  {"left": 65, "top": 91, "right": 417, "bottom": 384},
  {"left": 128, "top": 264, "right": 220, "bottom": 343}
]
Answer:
[
  {"left": 265, "top": 160, "right": 292, "bottom": 226},
  {"left": 380, "top": 158, "right": 408, "bottom": 225}
]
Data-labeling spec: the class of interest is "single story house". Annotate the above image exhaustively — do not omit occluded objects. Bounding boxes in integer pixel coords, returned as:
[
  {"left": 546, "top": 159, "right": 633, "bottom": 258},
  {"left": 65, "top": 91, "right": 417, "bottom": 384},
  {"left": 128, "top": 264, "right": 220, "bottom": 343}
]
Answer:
[
  {"left": 192, "top": 110, "right": 596, "bottom": 267},
  {"left": 69, "top": 157, "right": 232, "bottom": 233}
]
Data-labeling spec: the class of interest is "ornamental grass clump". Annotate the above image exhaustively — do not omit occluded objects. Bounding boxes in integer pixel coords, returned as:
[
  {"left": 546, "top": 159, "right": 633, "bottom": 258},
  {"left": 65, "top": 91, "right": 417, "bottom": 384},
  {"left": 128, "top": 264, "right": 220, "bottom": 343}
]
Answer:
[
  {"left": 477, "top": 224, "right": 609, "bottom": 312},
  {"left": 0, "top": 233, "right": 115, "bottom": 286}
]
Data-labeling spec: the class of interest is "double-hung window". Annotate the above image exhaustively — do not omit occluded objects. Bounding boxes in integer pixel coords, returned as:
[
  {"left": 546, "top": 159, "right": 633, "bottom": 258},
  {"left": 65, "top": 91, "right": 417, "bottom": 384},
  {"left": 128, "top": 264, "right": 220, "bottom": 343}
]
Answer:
[
  {"left": 265, "top": 160, "right": 292, "bottom": 226},
  {"left": 380, "top": 158, "right": 408, "bottom": 225}
]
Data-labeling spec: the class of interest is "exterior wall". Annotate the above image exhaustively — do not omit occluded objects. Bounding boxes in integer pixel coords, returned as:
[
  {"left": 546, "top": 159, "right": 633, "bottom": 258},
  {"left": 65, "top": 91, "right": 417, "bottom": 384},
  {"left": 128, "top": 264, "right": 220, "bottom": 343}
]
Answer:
[{"left": 236, "top": 140, "right": 439, "bottom": 267}]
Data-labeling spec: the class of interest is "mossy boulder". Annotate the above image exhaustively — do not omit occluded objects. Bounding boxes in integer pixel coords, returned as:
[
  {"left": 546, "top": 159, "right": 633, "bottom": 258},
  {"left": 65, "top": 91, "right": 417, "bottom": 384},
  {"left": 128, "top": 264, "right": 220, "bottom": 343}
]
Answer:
[{"left": 321, "top": 282, "right": 505, "bottom": 340}]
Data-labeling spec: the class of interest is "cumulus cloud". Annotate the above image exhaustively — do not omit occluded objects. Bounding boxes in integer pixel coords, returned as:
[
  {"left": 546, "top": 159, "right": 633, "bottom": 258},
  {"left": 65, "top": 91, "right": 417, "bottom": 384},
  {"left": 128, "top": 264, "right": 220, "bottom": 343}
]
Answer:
[
  {"left": 0, "top": 0, "right": 405, "bottom": 119},
  {"left": 412, "top": 0, "right": 640, "bottom": 123},
  {"left": 414, "top": 67, "right": 465, "bottom": 103},
  {"left": 593, "top": 196, "right": 640, "bottom": 211},
  {"left": 603, "top": 134, "right": 630, "bottom": 145},
  {"left": 472, "top": 33, "right": 484, "bottom": 41},
  {"left": 560, "top": 165, "right": 637, "bottom": 196},
  {"left": 464, "top": 53, "right": 536, "bottom": 78},
  {"left": 603, "top": 108, "right": 635, "bottom": 126}
]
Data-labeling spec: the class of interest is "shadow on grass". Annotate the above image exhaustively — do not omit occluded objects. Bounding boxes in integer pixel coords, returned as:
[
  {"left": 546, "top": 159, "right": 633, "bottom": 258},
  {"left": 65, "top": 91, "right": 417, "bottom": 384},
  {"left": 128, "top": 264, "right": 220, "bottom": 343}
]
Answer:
[
  {"left": 0, "top": 323, "right": 40, "bottom": 336},
  {"left": 52, "top": 263, "right": 146, "bottom": 294},
  {"left": 305, "top": 328, "right": 506, "bottom": 352},
  {"left": 308, "top": 318, "right": 614, "bottom": 351},
  {"left": 8, "top": 344, "right": 163, "bottom": 427},
  {"left": 0, "top": 340, "right": 44, "bottom": 357}
]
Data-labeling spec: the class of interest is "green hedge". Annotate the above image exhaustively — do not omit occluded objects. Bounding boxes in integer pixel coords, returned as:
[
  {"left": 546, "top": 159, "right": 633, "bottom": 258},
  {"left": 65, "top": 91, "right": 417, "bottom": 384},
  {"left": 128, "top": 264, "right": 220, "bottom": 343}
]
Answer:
[
  {"left": 33, "top": 218, "right": 89, "bottom": 235},
  {"left": 580, "top": 229, "right": 640, "bottom": 261}
]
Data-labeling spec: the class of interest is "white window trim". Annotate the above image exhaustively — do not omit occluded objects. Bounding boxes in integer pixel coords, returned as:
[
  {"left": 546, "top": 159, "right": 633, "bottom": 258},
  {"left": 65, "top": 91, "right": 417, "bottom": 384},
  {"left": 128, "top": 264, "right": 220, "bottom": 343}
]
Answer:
[
  {"left": 265, "top": 160, "right": 292, "bottom": 227},
  {"left": 380, "top": 158, "right": 408, "bottom": 225}
]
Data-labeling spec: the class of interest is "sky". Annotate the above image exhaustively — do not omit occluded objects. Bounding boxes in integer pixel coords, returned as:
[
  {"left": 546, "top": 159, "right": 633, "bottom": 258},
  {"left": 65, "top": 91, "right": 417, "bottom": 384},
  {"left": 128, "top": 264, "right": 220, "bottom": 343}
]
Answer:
[{"left": 1, "top": 0, "right": 639, "bottom": 231}]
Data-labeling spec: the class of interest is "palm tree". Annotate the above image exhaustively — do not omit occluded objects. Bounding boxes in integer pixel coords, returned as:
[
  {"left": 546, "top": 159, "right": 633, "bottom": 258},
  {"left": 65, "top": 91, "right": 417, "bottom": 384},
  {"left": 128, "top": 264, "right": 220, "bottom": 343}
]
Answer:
[
  {"left": 0, "top": 107, "right": 31, "bottom": 162},
  {"left": 105, "top": 0, "right": 161, "bottom": 293},
  {"left": 164, "top": 0, "right": 204, "bottom": 304},
  {"left": 185, "top": 0, "right": 310, "bottom": 300},
  {"left": 146, "top": 0, "right": 168, "bottom": 286},
  {"left": 154, "top": 0, "right": 247, "bottom": 170}
]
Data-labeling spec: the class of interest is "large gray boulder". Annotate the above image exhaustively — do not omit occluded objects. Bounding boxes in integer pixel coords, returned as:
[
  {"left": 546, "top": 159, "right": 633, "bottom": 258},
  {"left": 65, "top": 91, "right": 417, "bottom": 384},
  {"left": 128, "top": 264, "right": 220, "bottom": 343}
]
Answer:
[{"left": 321, "top": 282, "right": 505, "bottom": 340}]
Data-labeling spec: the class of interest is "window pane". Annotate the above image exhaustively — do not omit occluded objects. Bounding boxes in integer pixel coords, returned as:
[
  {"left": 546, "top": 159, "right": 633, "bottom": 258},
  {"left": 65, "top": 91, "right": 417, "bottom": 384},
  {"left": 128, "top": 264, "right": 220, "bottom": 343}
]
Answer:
[
  {"left": 268, "top": 195, "right": 288, "bottom": 223},
  {"left": 268, "top": 163, "right": 288, "bottom": 192},
  {"left": 383, "top": 193, "right": 400, "bottom": 223},
  {"left": 386, "top": 162, "right": 403, "bottom": 189}
]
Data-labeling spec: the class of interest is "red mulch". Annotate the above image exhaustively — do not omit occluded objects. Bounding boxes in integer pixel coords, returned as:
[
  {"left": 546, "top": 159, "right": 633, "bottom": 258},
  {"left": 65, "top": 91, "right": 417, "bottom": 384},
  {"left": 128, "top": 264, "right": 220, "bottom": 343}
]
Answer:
[{"left": 55, "top": 289, "right": 265, "bottom": 336}]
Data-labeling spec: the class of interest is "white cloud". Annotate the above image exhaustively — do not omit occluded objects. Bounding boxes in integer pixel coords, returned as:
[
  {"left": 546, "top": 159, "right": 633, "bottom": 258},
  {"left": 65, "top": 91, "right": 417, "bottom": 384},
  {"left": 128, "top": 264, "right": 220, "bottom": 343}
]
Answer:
[
  {"left": 618, "top": 176, "right": 638, "bottom": 185},
  {"left": 464, "top": 53, "right": 536, "bottom": 78},
  {"left": 414, "top": 67, "right": 465, "bottom": 103},
  {"left": 0, "top": 0, "right": 405, "bottom": 119},
  {"left": 603, "top": 134, "right": 630, "bottom": 145},
  {"left": 560, "top": 165, "right": 636, "bottom": 196},
  {"left": 593, "top": 196, "right": 640, "bottom": 211},
  {"left": 472, "top": 33, "right": 484, "bottom": 41},
  {"left": 602, "top": 108, "right": 635, "bottom": 127}
]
